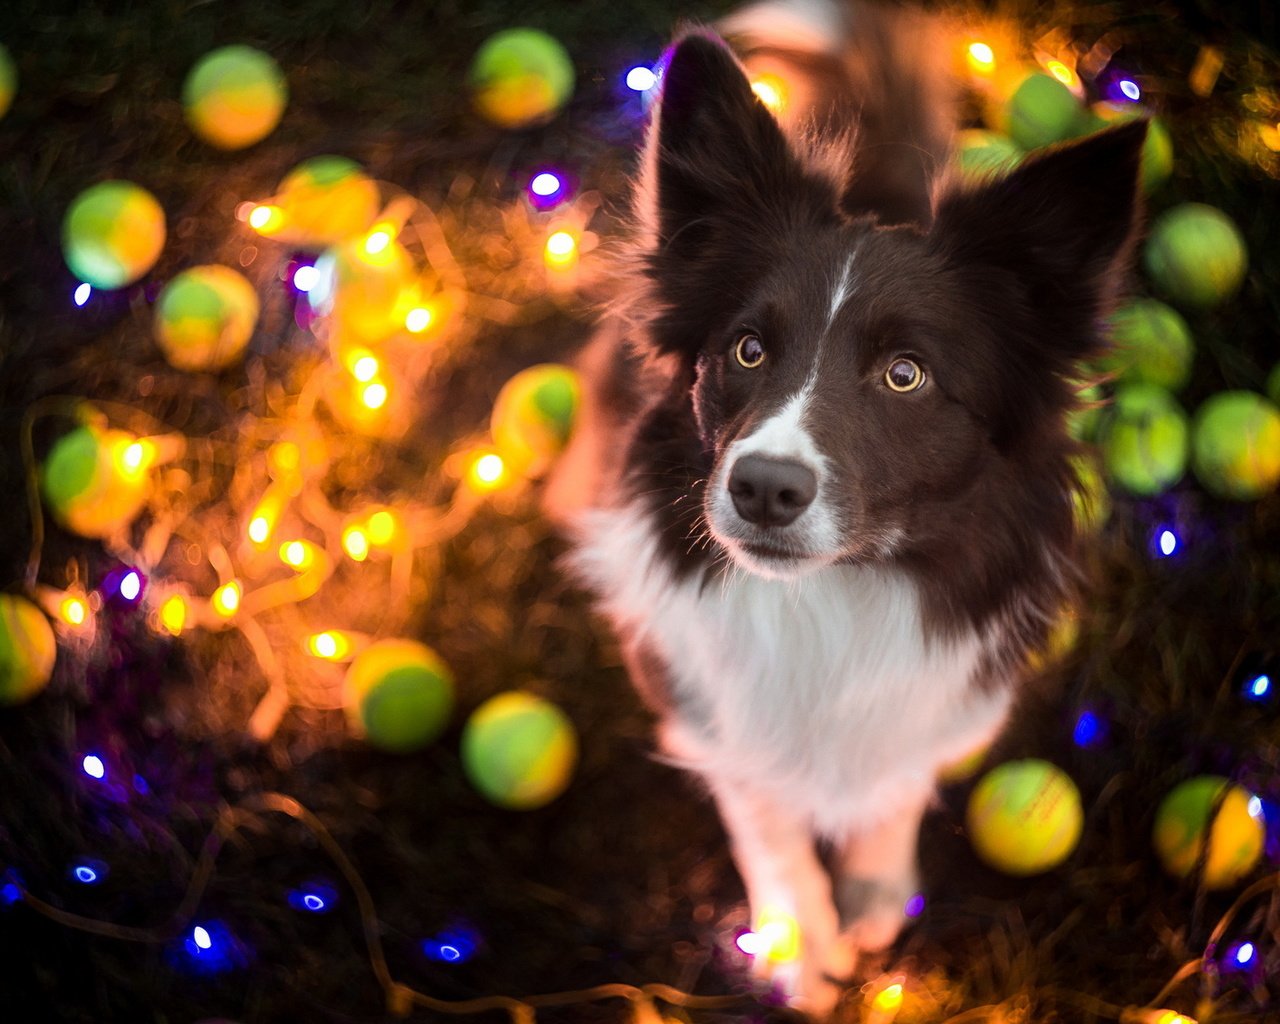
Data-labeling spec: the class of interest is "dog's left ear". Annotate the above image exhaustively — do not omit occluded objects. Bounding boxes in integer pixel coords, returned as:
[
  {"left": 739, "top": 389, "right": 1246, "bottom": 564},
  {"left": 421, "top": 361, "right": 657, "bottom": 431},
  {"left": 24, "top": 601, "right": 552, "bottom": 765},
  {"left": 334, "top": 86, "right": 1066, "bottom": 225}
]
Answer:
[{"left": 929, "top": 120, "right": 1146, "bottom": 364}]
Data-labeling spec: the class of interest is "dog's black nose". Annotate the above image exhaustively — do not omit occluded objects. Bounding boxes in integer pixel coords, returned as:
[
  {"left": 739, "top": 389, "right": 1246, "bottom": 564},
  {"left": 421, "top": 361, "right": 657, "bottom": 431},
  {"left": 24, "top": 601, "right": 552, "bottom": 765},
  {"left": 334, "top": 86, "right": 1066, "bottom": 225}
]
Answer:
[{"left": 728, "top": 455, "right": 817, "bottom": 527}]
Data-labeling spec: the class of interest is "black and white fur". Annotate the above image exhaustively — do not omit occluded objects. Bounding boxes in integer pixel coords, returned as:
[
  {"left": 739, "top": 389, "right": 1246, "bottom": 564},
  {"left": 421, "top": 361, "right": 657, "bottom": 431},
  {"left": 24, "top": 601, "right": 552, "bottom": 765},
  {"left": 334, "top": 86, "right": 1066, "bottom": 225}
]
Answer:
[{"left": 548, "top": 2, "right": 1144, "bottom": 1013}]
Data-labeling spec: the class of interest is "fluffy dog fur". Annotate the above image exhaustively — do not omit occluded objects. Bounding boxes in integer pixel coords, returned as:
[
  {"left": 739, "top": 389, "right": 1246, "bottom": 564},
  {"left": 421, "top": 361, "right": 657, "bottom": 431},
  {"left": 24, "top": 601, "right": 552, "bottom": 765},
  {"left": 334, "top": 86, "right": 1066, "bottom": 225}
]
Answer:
[{"left": 548, "top": 2, "right": 1145, "bottom": 1013}]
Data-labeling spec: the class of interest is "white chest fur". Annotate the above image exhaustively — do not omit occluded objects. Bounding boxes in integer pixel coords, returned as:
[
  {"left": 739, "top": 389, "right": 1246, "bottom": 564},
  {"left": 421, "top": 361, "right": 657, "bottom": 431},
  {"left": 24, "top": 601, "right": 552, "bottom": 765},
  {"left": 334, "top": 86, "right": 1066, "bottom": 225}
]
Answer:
[{"left": 571, "top": 503, "right": 1013, "bottom": 839}]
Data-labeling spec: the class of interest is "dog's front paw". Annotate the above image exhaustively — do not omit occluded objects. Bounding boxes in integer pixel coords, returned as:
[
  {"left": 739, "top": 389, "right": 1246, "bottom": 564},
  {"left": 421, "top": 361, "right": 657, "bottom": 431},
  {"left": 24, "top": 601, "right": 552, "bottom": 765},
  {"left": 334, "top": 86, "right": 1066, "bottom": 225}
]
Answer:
[{"left": 832, "top": 876, "right": 917, "bottom": 955}]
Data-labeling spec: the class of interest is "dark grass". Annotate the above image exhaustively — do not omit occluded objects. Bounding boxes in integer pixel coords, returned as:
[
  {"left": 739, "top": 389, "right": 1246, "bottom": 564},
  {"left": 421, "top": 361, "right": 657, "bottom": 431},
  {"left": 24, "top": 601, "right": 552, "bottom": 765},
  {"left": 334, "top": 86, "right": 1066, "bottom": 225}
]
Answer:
[{"left": 1, "top": 2, "right": 1279, "bottom": 1022}]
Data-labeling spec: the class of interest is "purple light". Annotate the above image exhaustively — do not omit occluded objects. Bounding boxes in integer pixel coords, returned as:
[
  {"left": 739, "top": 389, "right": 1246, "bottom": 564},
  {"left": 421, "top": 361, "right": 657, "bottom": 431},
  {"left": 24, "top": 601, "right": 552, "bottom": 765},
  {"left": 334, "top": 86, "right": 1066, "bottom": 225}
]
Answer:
[
  {"left": 735, "top": 930, "right": 765, "bottom": 955},
  {"left": 119, "top": 570, "right": 142, "bottom": 601},
  {"left": 73, "top": 283, "right": 92, "bottom": 306},
  {"left": 903, "top": 892, "right": 926, "bottom": 918},
  {"left": 1234, "top": 941, "right": 1256, "bottom": 966},
  {"left": 82, "top": 754, "right": 106, "bottom": 780},
  {"left": 527, "top": 170, "right": 570, "bottom": 210},
  {"left": 293, "top": 264, "right": 320, "bottom": 292},
  {"left": 1119, "top": 79, "right": 1141, "bottom": 101},
  {"left": 530, "top": 172, "right": 561, "bottom": 197},
  {"left": 626, "top": 65, "right": 658, "bottom": 92}
]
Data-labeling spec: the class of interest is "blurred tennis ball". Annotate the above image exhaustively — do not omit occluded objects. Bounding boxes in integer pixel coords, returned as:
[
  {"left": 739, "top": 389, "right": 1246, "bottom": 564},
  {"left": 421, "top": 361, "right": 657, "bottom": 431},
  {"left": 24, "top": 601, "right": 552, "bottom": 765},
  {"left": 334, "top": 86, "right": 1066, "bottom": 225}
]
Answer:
[
  {"left": 1002, "top": 72, "right": 1084, "bottom": 150},
  {"left": 1100, "top": 383, "right": 1188, "bottom": 496},
  {"left": 461, "top": 691, "right": 578, "bottom": 809},
  {"left": 1153, "top": 776, "right": 1264, "bottom": 889},
  {"left": 1144, "top": 203, "right": 1247, "bottom": 309},
  {"left": 468, "top": 28, "right": 574, "bottom": 129},
  {"left": 62, "top": 181, "right": 166, "bottom": 289},
  {"left": 0, "top": 594, "right": 56, "bottom": 705},
  {"left": 343, "top": 639, "right": 454, "bottom": 753},
  {"left": 154, "top": 265, "right": 259, "bottom": 372},
  {"left": 1190, "top": 390, "right": 1280, "bottom": 500},
  {"left": 967, "top": 759, "right": 1084, "bottom": 875},
  {"left": 490, "top": 363, "right": 580, "bottom": 477},
  {"left": 1103, "top": 298, "right": 1194, "bottom": 393},
  {"left": 41, "top": 423, "right": 151, "bottom": 538},
  {"left": 954, "top": 129, "right": 1022, "bottom": 181},
  {"left": 183, "top": 45, "right": 287, "bottom": 149},
  {"left": 268, "top": 156, "right": 380, "bottom": 247},
  {"left": 0, "top": 42, "right": 16, "bottom": 119},
  {"left": 1089, "top": 103, "right": 1173, "bottom": 194}
]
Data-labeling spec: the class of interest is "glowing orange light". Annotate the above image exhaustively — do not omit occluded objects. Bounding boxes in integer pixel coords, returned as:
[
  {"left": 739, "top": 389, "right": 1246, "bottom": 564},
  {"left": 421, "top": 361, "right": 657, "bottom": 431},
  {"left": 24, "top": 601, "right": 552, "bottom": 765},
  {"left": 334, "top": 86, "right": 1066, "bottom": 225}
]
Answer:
[
  {"left": 405, "top": 306, "right": 433, "bottom": 333},
  {"left": 268, "top": 441, "right": 300, "bottom": 476},
  {"left": 307, "top": 630, "right": 351, "bottom": 660},
  {"left": 159, "top": 595, "right": 187, "bottom": 636},
  {"left": 966, "top": 41, "right": 996, "bottom": 74},
  {"left": 342, "top": 525, "right": 370, "bottom": 562},
  {"left": 871, "top": 983, "right": 904, "bottom": 1015},
  {"left": 1154, "top": 1014, "right": 1197, "bottom": 1024},
  {"left": 248, "top": 515, "right": 271, "bottom": 545},
  {"left": 544, "top": 230, "right": 578, "bottom": 269},
  {"left": 1045, "top": 59, "right": 1079, "bottom": 89},
  {"left": 351, "top": 354, "right": 379, "bottom": 383},
  {"left": 470, "top": 451, "right": 507, "bottom": 490},
  {"left": 279, "top": 539, "right": 314, "bottom": 569},
  {"left": 360, "top": 381, "right": 388, "bottom": 410},
  {"left": 212, "top": 581, "right": 241, "bottom": 617},
  {"left": 750, "top": 74, "right": 786, "bottom": 112},
  {"left": 248, "top": 204, "right": 285, "bottom": 233},
  {"left": 366, "top": 509, "right": 397, "bottom": 546},
  {"left": 60, "top": 596, "right": 88, "bottom": 627}
]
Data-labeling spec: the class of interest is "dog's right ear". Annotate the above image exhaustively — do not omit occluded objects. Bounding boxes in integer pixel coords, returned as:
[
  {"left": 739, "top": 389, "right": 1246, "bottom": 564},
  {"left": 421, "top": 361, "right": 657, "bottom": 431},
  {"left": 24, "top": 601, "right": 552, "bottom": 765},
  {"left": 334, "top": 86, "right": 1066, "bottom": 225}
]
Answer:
[{"left": 638, "top": 31, "right": 837, "bottom": 360}]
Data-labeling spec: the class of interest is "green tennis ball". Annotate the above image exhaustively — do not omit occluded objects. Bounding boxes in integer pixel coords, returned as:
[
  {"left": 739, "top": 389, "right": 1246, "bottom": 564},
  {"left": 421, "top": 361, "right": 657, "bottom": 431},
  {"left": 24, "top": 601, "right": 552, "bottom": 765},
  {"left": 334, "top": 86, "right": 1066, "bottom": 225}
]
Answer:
[
  {"left": 154, "top": 265, "right": 260, "bottom": 372},
  {"left": 461, "top": 691, "right": 578, "bottom": 809},
  {"left": 490, "top": 363, "right": 580, "bottom": 476},
  {"left": 468, "top": 28, "right": 574, "bottom": 129},
  {"left": 273, "top": 156, "right": 380, "bottom": 247},
  {"left": 343, "top": 639, "right": 454, "bottom": 753},
  {"left": 1100, "top": 383, "right": 1189, "bottom": 496},
  {"left": 183, "top": 45, "right": 287, "bottom": 150},
  {"left": 41, "top": 424, "right": 151, "bottom": 538},
  {"left": 1003, "top": 73, "right": 1084, "bottom": 150},
  {"left": 1090, "top": 103, "right": 1173, "bottom": 193},
  {"left": 62, "top": 181, "right": 166, "bottom": 289},
  {"left": 954, "top": 129, "right": 1023, "bottom": 181},
  {"left": 1153, "top": 776, "right": 1264, "bottom": 889},
  {"left": 0, "top": 594, "right": 56, "bottom": 705},
  {"left": 0, "top": 42, "right": 16, "bottom": 119},
  {"left": 1190, "top": 390, "right": 1280, "bottom": 500},
  {"left": 1066, "top": 381, "right": 1104, "bottom": 443},
  {"left": 967, "top": 759, "right": 1083, "bottom": 875},
  {"left": 1104, "top": 298, "right": 1195, "bottom": 392},
  {"left": 1144, "top": 203, "right": 1247, "bottom": 309}
]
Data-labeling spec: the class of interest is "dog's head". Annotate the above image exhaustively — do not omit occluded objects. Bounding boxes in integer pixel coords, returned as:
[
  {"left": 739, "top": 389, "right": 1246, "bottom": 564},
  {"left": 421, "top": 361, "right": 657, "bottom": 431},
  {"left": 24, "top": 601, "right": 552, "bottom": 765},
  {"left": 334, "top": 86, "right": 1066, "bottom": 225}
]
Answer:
[{"left": 636, "top": 32, "right": 1144, "bottom": 582}]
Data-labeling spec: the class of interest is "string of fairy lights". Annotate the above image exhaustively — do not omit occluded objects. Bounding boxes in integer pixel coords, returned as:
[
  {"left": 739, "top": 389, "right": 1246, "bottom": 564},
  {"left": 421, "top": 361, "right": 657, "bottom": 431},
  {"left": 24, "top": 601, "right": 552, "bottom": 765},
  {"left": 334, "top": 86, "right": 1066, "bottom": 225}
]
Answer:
[{"left": 1, "top": 7, "right": 1277, "bottom": 1023}]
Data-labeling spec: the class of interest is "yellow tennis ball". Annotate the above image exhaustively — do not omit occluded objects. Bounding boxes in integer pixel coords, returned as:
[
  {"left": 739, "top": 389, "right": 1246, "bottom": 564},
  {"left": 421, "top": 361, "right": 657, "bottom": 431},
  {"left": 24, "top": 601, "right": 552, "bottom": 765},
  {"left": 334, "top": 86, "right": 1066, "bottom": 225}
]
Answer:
[
  {"left": 183, "top": 45, "right": 287, "bottom": 150},
  {"left": 343, "top": 639, "right": 454, "bottom": 753},
  {"left": 0, "top": 42, "right": 17, "bottom": 120},
  {"left": 154, "top": 265, "right": 260, "bottom": 372},
  {"left": 271, "top": 156, "right": 380, "bottom": 247},
  {"left": 0, "top": 594, "right": 56, "bottom": 705},
  {"left": 1100, "top": 383, "right": 1189, "bottom": 496},
  {"left": 1153, "top": 776, "right": 1264, "bottom": 889},
  {"left": 41, "top": 424, "right": 151, "bottom": 538},
  {"left": 1190, "top": 390, "right": 1280, "bottom": 501},
  {"left": 1144, "top": 203, "right": 1247, "bottom": 309},
  {"left": 468, "top": 28, "right": 574, "bottom": 129},
  {"left": 967, "top": 759, "right": 1084, "bottom": 875},
  {"left": 310, "top": 236, "right": 414, "bottom": 344},
  {"left": 490, "top": 363, "right": 580, "bottom": 477},
  {"left": 461, "top": 691, "right": 578, "bottom": 809},
  {"left": 62, "top": 181, "right": 166, "bottom": 289}
]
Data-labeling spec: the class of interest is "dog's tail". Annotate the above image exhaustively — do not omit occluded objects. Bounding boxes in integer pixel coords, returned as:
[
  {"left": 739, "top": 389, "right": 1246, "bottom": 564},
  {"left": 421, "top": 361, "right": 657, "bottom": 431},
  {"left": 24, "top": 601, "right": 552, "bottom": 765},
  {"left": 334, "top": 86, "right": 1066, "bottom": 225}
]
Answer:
[{"left": 718, "top": 0, "right": 957, "bottom": 227}]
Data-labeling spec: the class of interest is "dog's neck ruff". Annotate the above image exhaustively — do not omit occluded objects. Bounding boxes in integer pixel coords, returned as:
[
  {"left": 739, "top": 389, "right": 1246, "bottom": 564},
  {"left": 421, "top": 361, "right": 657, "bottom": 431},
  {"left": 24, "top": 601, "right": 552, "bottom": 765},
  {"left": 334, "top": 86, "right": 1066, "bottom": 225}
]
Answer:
[{"left": 569, "top": 501, "right": 1013, "bottom": 837}]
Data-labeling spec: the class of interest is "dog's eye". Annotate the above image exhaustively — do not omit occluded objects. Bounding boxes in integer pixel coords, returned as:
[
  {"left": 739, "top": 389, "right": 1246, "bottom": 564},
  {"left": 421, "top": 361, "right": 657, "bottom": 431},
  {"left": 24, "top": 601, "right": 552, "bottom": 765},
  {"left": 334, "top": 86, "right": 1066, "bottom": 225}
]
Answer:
[
  {"left": 734, "top": 334, "right": 766, "bottom": 369},
  {"left": 884, "top": 357, "right": 925, "bottom": 393}
]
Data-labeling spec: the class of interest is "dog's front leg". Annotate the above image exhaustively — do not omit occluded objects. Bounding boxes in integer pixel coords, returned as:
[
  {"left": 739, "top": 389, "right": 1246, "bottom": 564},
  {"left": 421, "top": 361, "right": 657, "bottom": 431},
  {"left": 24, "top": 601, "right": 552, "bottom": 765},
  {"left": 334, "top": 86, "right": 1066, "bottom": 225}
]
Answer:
[{"left": 708, "top": 777, "right": 842, "bottom": 1017}]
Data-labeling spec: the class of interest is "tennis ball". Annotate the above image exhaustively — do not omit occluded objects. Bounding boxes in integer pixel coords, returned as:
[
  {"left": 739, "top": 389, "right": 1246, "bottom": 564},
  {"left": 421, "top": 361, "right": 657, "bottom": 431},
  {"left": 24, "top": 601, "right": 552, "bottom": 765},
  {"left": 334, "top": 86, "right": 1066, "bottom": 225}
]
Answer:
[
  {"left": 468, "top": 28, "right": 574, "bottom": 129},
  {"left": 1066, "top": 382, "right": 1104, "bottom": 443},
  {"left": 1144, "top": 203, "right": 1247, "bottom": 309},
  {"left": 967, "top": 759, "right": 1084, "bottom": 875},
  {"left": 461, "top": 691, "right": 578, "bottom": 809},
  {"left": 343, "top": 639, "right": 454, "bottom": 753},
  {"left": 41, "top": 424, "right": 151, "bottom": 538},
  {"left": 0, "top": 43, "right": 16, "bottom": 119},
  {"left": 490, "top": 363, "right": 580, "bottom": 477},
  {"left": 1089, "top": 103, "right": 1173, "bottom": 194},
  {"left": 154, "top": 265, "right": 260, "bottom": 372},
  {"left": 0, "top": 594, "right": 56, "bottom": 705},
  {"left": 1100, "top": 383, "right": 1189, "bottom": 496},
  {"left": 1003, "top": 72, "right": 1084, "bottom": 151},
  {"left": 269, "top": 156, "right": 380, "bottom": 247},
  {"left": 1104, "top": 298, "right": 1195, "bottom": 393},
  {"left": 954, "top": 129, "right": 1022, "bottom": 181},
  {"left": 1190, "top": 390, "right": 1280, "bottom": 500},
  {"left": 183, "top": 45, "right": 287, "bottom": 150},
  {"left": 1153, "top": 776, "right": 1264, "bottom": 889},
  {"left": 310, "top": 235, "right": 414, "bottom": 344},
  {"left": 62, "top": 181, "right": 166, "bottom": 289}
]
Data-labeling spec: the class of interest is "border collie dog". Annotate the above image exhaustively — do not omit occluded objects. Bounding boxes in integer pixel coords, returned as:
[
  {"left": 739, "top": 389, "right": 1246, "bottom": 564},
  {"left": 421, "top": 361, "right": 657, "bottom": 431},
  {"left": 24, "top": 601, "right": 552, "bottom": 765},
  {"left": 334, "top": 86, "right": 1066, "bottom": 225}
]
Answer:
[{"left": 549, "top": 1, "right": 1144, "bottom": 1013}]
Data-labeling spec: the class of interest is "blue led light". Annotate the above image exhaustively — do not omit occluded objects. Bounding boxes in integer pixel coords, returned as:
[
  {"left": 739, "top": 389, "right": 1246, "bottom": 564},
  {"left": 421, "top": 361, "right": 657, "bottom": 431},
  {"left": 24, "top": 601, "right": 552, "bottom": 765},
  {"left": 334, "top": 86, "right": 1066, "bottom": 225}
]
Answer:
[
  {"left": 1157, "top": 528, "right": 1179, "bottom": 557},
  {"left": 903, "top": 892, "right": 926, "bottom": 918},
  {"left": 1073, "top": 709, "right": 1107, "bottom": 748},
  {"left": 72, "top": 864, "right": 102, "bottom": 885},
  {"left": 178, "top": 920, "right": 245, "bottom": 974},
  {"left": 1235, "top": 941, "right": 1256, "bottom": 966},
  {"left": 1119, "top": 79, "right": 1141, "bottom": 101},
  {"left": 1244, "top": 674, "right": 1271, "bottom": 701},
  {"left": 82, "top": 754, "right": 106, "bottom": 780},
  {"left": 625, "top": 65, "right": 657, "bottom": 92},
  {"left": 422, "top": 927, "right": 479, "bottom": 964},
  {"left": 1, "top": 882, "right": 21, "bottom": 906},
  {"left": 74, "top": 282, "right": 92, "bottom": 306},
  {"left": 288, "top": 881, "right": 338, "bottom": 914}
]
